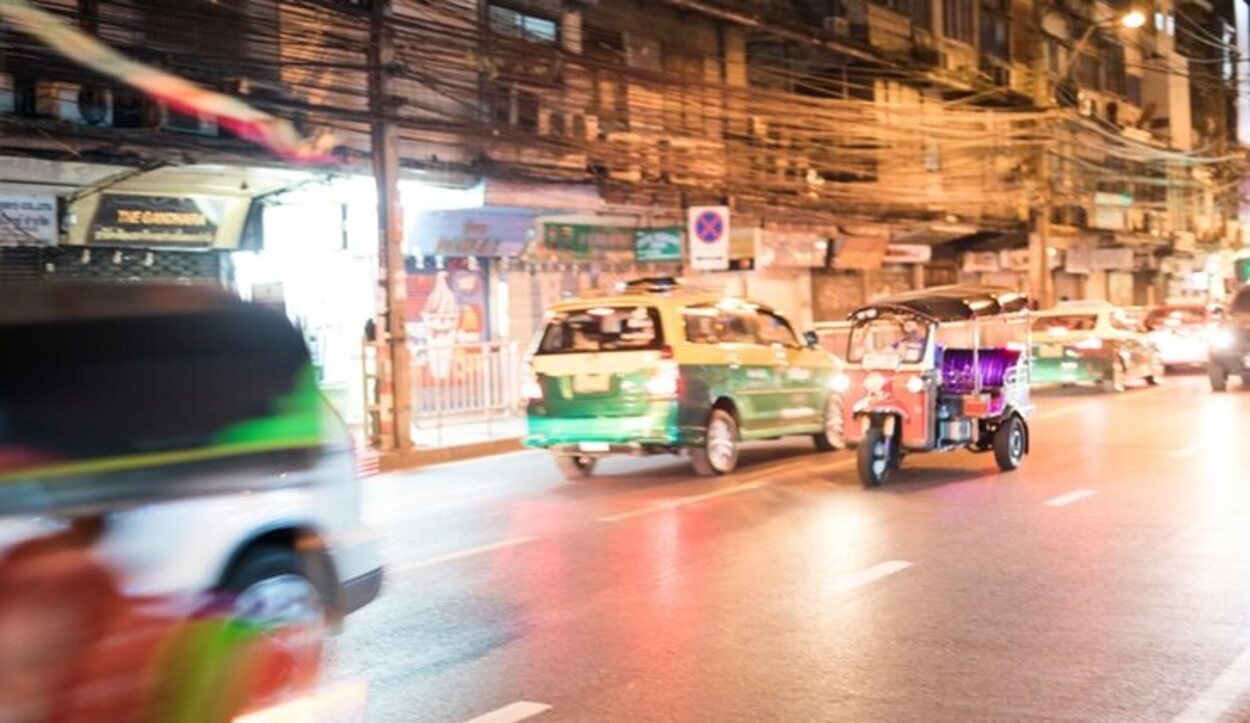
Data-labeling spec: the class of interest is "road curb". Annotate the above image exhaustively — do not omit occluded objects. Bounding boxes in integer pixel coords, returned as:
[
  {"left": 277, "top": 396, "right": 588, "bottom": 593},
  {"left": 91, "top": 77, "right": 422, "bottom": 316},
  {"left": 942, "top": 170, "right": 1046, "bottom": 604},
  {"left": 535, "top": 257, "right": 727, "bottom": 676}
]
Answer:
[{"left": 376, "top": 437, "right": 525, "bottom": 472}]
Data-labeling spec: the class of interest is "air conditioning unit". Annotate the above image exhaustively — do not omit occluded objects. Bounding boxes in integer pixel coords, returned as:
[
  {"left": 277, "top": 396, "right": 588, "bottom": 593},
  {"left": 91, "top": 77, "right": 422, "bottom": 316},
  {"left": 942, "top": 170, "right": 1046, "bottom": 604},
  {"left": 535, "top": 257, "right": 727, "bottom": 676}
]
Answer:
[
  {"left": 825, "top": 16, "right": 851, "bottom": 37},
  {"left": 160, "top": 104, "right": 218, "bottom": 136},
  {"left": 34, "top": 82, "right": 113, "bottom": 126},
  {"left": 986, "top": 65, "right": 1011, "bottom": 87},
  {"left": 1079, "top": 96, "right": 1098, "bottom": 118}
]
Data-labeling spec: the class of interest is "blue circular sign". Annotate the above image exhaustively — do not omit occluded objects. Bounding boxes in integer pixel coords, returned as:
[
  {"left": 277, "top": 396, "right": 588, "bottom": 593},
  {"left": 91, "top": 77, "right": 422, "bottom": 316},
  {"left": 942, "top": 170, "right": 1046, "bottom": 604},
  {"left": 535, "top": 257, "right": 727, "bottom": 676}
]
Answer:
[{"left": 694, "top": 211, "right": 725, "bottom": 244}]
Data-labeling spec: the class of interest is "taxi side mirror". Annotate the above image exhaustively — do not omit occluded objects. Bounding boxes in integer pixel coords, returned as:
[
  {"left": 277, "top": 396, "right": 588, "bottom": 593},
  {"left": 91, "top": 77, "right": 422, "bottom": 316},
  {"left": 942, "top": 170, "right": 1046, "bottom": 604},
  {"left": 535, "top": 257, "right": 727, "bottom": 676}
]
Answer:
[{"left": 803, "top": 330, "right": 820, "bottom": 349}]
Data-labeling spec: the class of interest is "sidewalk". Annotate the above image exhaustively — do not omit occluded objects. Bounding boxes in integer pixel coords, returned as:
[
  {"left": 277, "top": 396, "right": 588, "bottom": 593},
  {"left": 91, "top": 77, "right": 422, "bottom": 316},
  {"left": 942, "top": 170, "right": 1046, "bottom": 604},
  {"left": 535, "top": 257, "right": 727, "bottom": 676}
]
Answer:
[{"left": 375, "top": 416, "right": 526, "bottom": 472}]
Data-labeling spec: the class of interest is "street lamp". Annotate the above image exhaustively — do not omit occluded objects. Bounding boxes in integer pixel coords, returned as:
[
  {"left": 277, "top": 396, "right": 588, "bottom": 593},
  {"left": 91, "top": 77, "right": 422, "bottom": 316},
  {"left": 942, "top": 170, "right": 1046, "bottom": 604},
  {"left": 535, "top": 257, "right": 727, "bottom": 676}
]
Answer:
[
  {"left": 1120, "top": 9, "right": 1148, "bottom": 30},
  {"left": 1032, "top": 6, "right": 1145, "bottom": 309}
]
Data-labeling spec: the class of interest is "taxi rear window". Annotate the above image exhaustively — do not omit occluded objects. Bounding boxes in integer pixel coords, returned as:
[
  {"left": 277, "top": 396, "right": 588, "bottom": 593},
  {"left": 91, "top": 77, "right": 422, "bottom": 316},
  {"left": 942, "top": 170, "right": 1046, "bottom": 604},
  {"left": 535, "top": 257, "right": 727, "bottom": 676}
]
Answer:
[
  {"left": 537, "top": 305, "right": 664, "bottom": 354},
  {"left": 1034, "top": 314, "right": 1098, "bottom": 332}
]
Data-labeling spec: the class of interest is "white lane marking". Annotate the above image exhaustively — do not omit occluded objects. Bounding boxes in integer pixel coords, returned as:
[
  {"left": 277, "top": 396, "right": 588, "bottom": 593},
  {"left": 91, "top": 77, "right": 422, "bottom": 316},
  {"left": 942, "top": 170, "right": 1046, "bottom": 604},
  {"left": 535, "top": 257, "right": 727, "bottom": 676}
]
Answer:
[
  {"left": 393, "top": 536, "right": 537, "bottom": 574},
  {"left": 1173, "top": 645, "right": 1250, "bottom": 723},
  {"left": 829, "top": 560, "right": 913, "bottom": 592},
  {"left": 597, "top": 481, "right": 764, "bottom": 523},
  {"left": 1043, "top": 489, "right": 1097, "bottom": 507},
  {"left": 1035, "top": 384, "right": 1169, "bottom": 420},
  {"left": 463, "top": 701, "right": 552, "bottom": 723}
]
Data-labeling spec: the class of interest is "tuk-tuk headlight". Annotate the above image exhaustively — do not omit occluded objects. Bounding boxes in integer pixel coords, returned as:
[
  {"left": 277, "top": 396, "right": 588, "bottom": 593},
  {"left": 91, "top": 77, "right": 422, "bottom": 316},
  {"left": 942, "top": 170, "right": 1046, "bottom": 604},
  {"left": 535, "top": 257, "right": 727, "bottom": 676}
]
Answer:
[
  {"left": 905, "top": 375, "right": 926, "bottom": 394},
  {"left": 830, "top": 373, "right": 851, "bottom": 393},
  {"left": 863, "top": 373, "right": 886, "bottom": 394}
]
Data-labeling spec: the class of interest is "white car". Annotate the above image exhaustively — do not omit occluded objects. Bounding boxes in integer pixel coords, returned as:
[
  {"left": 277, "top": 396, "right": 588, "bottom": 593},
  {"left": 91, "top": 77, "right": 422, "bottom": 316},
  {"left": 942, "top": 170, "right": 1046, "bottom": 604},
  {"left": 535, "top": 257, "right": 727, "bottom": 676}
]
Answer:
[
  {"left": 0, "top": 283, "right": 382, "bottom": 630},
  {"left": 1143, "top": 304, "right": 1212, "bottom": 369}
]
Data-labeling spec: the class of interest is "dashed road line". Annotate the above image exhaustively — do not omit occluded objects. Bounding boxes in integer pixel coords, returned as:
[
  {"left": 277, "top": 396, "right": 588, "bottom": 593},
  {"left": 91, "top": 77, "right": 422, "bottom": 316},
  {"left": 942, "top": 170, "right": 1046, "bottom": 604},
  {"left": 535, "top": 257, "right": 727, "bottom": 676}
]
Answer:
[
  {"left": 829, "top": 560, "right": 913, "bottom": 592},
  {"left": 1172, "top": 645, "right": 1250, "bottom": 723},
  {"left": 393, "top": 536, "right": 537, "bottom": 574},
  {"left": 595, "top": 455, "right": 855, "bottom": 523},
  {"left": 598, "top": 481, "right": 765, "bottom": 522},
  {"left": 463, "top": 701, "right": 552, "bottom": 723},
  {"left": 1034, "top": 384, "right": 1169, "bottom": 420},
  {"left": 1043, "top": 489, "right": 1097, "bottom": 507}
]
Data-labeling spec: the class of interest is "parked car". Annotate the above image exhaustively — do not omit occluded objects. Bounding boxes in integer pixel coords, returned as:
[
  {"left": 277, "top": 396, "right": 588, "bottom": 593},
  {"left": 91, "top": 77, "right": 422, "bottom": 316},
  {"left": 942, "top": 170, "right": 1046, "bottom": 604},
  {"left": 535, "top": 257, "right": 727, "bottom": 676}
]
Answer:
[
  {"left": 1143, "top": 303, "right": 1212, "bottom": 370},
  {"left": 523, "top": 277, "right": 846, "bottom": 478},
  {"left": 1207, "top": 286, "right": 1250, "bottom": 391},
  {"left": 1031, "top": 300, "right": 1164, "bottom": 391},
  {"left": 0, "top": 282, "right": 383, "bottom": 633}
]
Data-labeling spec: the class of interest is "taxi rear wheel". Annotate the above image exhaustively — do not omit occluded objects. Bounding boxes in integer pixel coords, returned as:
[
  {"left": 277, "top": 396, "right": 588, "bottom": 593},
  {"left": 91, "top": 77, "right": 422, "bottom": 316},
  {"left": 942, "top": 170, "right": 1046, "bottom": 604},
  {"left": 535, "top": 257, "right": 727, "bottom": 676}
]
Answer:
[
  {"left": 691, "top": 409, "right": 739, "bottom": 476},
  {"left": 1101, "top": 360, "right": 1126, "bottom": 393},
  {"left": 555, "top": 454, "right": 597, "bottom": 479}
]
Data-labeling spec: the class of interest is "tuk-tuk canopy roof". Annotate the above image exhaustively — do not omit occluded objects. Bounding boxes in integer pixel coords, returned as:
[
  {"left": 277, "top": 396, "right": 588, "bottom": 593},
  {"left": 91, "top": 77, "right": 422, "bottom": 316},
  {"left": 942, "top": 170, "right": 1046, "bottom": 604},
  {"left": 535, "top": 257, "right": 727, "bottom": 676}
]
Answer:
[{"left": 851, "top": 285, "right": 1030, "bottom": 322}]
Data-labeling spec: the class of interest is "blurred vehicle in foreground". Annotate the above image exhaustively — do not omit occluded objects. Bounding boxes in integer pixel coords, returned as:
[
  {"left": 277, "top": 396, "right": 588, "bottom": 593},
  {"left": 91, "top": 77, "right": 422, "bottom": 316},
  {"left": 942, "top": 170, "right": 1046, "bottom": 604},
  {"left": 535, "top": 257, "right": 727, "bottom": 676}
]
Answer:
[
  {"left": 835, "top": 286, "right": 1033, "bottom": 488},
  {"left": 0, "top": 282, "right": 380, "bottom": 721},
  {"left": 1207, "top": 286, "right": 1250, "bottom": 391},
  {"left": 523, "top": 277, "right": 845, "bottom": 478},
  {"left": 1143, "top": 303, "right": 1212, "bottom": 370},
  {"left": 1030, "top": 300, "right": 1163, "bottom": 392}
]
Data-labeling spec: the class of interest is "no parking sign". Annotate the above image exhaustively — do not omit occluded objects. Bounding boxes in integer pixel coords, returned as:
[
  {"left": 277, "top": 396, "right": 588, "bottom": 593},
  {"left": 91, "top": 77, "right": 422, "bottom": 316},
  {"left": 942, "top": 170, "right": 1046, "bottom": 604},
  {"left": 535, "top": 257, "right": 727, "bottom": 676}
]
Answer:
[{"left": 687, "top": 206, "right": 730, "bottom": 271}]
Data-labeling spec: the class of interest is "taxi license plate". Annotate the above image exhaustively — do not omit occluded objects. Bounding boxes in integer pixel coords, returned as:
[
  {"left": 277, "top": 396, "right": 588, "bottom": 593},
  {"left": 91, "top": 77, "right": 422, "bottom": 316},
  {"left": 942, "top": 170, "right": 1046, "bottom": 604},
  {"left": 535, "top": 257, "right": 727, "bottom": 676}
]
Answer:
[
  {"left": 579, "top": 442, "right": 610, "bottom": 453},
  {"left": 573, "top": 374, "right": 611, "bottom": 394}
]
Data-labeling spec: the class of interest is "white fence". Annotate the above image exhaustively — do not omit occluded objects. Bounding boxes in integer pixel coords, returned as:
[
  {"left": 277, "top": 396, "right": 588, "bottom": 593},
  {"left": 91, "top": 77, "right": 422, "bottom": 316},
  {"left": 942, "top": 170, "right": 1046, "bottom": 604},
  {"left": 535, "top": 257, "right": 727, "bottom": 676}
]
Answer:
[{"left": 408, "top": 341, "right": 525, "bottom": 444}]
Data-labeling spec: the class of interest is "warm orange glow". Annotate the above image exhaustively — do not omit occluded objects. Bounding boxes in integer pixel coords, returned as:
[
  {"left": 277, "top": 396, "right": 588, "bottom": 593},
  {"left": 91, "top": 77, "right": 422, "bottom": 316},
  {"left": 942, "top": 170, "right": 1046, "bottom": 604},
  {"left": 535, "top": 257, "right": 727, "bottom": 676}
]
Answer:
[{"left": 1121, "top": 9, "right": 1147, "bottom": 28}]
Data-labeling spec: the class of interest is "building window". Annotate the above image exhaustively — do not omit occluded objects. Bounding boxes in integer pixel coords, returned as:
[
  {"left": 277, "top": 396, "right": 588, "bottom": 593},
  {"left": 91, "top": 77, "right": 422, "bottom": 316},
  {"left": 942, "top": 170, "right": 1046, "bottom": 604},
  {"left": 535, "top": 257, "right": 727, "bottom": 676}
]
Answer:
[
  {"left": 980, "top": 9, "right": 1009, "bottom": 60},
  {"left": 488, "top": 5, "right": 558, "bottom": 45},
  {"left": 872, "top": 0, "right": 932, "bottom": 30},
  {"left": 942, "top": 0, "right": 974, "bottom": 44},
  {"left": 587, "top": 27, "right": 631, "bottom": 132},
  {"left": 1101, "top": 39, "right": 1126, "bottom": 97},
  {"left": 516, "top": 90, "right": 539, "bottom": 131},
  {"left": 1126, "top": 74, "right": 1142, "bottom": 106},
  {"left": 488, "top": 81, "right": 541, "bottom": 133},
  {"left": 662, "top": 48, "right": 707, "bottom": 134}
]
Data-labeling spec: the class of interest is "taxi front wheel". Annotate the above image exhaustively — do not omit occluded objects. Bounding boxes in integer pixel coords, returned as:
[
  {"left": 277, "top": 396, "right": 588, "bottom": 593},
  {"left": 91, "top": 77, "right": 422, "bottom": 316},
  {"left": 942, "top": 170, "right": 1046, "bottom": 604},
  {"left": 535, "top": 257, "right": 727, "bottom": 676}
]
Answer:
[
  {"left": 814, "top": 394, "right": 847, "bottom": 452},
  {"left": 691, "top": 409, "right": 739, "bottom": 476},
  {"left": 555, "top": 454, "right": 597, "bottom": 479}
]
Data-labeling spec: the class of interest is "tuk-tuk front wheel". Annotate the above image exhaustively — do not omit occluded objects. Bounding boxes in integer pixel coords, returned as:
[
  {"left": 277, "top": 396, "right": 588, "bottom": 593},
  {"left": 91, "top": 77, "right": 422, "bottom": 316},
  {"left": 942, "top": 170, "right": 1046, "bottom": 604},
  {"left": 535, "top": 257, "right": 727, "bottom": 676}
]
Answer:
[
  {"left": 857, "top": 426, "right": 893, "bottom": 488},
  {"left": 993, "top": 416, "right": 1026, "bottom": 471},
  {"left": 1210, "top": 363, "right": 1229, "bottom": 392}
]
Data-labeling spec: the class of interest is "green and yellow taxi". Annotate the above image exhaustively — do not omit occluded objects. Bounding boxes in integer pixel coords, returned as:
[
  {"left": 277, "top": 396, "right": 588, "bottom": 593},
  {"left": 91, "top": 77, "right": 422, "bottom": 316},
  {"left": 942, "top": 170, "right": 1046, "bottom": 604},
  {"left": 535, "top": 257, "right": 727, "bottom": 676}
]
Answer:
[{"left": 522, "top": 278, "right": 846, "bottom": 478}]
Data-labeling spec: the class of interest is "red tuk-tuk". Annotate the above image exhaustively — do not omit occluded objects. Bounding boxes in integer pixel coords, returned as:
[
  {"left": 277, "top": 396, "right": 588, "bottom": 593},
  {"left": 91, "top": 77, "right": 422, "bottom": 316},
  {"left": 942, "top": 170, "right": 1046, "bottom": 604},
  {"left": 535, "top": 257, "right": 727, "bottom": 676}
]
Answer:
[{"left": 830, "top": 286, "right": 1033, "bottom": 488}]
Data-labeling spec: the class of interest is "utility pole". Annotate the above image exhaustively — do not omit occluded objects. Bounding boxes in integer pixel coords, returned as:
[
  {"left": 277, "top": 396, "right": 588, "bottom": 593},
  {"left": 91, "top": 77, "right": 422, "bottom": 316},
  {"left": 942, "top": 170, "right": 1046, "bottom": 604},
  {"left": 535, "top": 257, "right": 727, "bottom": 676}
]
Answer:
[
  {"left": 368, "top": 0, "right": 412, "bottom": 453},
  {"left": 1030, "top": 1, "right": 1055, "bottom": 310}
]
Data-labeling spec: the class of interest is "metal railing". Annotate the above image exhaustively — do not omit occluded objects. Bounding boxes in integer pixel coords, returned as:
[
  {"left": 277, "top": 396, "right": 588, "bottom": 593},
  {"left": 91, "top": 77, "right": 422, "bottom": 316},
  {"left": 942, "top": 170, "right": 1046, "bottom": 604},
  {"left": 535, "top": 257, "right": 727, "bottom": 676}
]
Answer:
[{"left": 408, "top": 340, "right": 525, "bottom": 446}]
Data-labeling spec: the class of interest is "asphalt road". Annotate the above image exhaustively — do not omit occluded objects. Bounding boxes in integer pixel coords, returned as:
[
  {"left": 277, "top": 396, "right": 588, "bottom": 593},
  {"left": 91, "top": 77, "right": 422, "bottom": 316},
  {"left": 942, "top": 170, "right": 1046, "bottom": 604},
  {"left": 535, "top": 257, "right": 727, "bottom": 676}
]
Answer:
[{"left": 328, "top": 374, "right": 1250, "bottom": 723}]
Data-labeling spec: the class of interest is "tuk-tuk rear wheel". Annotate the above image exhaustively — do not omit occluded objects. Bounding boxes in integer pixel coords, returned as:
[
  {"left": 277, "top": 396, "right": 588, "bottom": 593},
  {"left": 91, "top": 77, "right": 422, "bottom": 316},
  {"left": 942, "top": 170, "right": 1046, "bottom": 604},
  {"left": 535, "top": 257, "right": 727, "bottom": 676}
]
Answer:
[
  {"left": 857, "top": 427, "right": 891, "bottom": 488},
  {"left": 993, "top": 416, "right": 1026, "bottom": 471}
]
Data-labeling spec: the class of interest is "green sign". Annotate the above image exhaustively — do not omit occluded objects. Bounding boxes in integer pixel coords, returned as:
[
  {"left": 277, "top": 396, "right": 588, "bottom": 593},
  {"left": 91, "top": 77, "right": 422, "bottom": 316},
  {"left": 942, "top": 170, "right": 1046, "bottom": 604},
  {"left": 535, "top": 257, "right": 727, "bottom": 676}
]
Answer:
[
  {"left": 634, "top": 227, "right": 683, "bottom": 262},
  {"left": 543, "top": 223, "right": 591, "bottom": 258}
]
